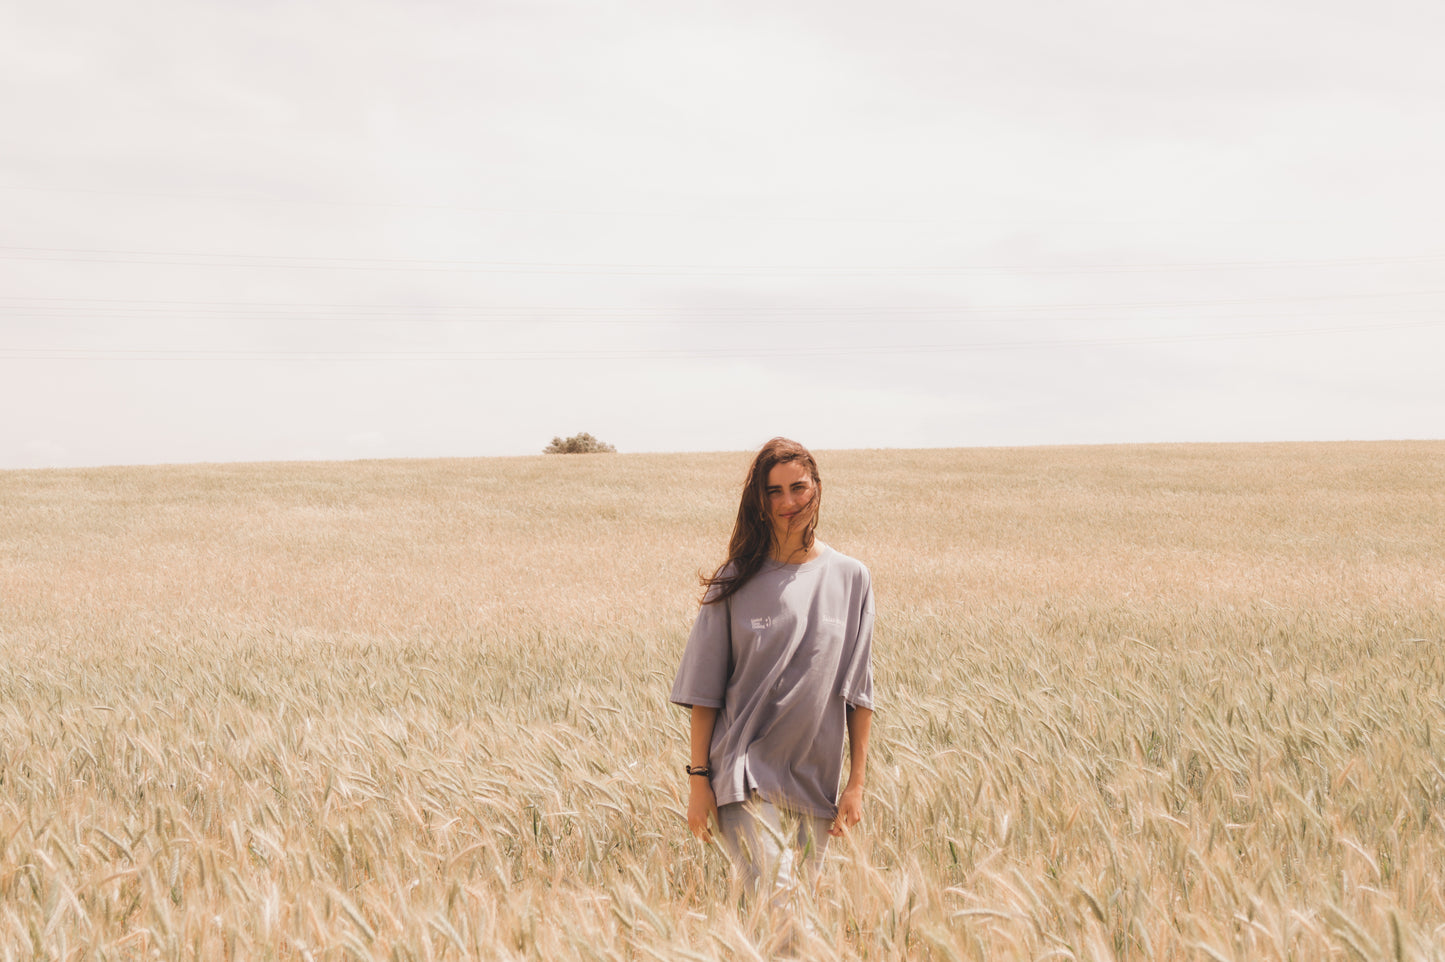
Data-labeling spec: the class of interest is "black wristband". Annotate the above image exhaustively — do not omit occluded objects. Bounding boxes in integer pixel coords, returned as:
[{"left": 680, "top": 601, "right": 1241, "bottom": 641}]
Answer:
[{"left": 685, "top": 764, "right": 712, "bottom": 778}]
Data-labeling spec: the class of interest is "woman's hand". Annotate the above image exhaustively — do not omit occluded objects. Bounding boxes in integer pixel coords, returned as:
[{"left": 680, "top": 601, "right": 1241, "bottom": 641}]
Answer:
[
  {"left": 831, "top": 784, "right": 864, "bottom": 837},
  {"left": 685, "top": 707, "right": 720, "bottom": 843},
  {"left": 833, "top": 706, "right": 871, "bottom": 837},
  {"left": 687, "top": 778, "right": 719, "bottom": 843}
]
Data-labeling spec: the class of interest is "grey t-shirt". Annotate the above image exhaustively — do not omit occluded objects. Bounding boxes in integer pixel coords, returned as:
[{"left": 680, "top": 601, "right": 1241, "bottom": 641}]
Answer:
[{"left": 670, "top": 543, "right": 875, "bottom": 818}]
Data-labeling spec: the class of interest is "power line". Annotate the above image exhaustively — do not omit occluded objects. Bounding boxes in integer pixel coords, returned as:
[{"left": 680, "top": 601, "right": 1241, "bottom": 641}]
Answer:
[
  {"left": 0, "top": 184, "right": 963, "bottom": 224},
  {"left": 2, "top": 307, "right": 1438, "bottom": 327},
  {"left": 4, "top": 290, "right": 1439, "bottom": 331},
  {"left": 4, "top": 288, "right": 1442, "bottom": 317},
  {"left": 3, "top": 317, "right": 1440, "bottom": 361},
  {"left": 3, "top": 244, "right": 1442, "bottom": 276},
  {"left": 1, "top": 183, "right": 1381, "bottom": 227}
]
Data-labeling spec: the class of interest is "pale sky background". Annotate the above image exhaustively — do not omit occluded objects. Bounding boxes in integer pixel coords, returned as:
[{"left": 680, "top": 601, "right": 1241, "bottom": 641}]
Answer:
[{"left": 3, "top": 0, "right": 1443, "bottom": 468}]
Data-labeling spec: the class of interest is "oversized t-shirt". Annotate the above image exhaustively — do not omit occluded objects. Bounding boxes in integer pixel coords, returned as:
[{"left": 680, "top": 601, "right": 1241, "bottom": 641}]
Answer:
[{"left": 670, "top": 543, "right": 874, "bottom": 819}]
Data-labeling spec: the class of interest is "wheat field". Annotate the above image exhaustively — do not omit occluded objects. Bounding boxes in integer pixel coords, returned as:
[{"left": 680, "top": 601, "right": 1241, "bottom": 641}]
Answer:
[{"left": 2, "top": 442, "right": 1443, "bottom": 960}]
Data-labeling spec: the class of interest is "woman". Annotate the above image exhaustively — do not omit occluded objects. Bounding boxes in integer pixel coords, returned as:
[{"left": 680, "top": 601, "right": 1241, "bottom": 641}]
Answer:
[{"left": 670, "top": 437, "right": 875, "bottom": 905}]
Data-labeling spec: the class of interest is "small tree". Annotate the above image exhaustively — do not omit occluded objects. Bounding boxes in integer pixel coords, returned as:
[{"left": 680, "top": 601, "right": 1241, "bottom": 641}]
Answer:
[{"left": 544, "top": 432, "right": 617, "bottom": 454}]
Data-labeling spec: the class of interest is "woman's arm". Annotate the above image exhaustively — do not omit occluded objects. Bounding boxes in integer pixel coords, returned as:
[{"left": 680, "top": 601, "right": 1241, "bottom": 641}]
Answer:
[
  {"left": 831, "top": 705, "right": 873, "bottom": 837},
  {"left": 686, "top": 706, "right": 720, "bottom": 843}
]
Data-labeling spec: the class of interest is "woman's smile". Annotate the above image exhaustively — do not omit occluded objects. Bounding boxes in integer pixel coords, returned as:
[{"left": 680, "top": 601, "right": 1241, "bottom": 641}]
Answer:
[{"left": 766, "top": 462, "right": 816, "bottom": 535}]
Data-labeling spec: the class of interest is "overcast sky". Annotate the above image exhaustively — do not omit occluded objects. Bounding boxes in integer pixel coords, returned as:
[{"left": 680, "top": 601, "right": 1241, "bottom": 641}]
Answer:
[{"left": 3, "top": 0, "right": 1442, "bottom": 468}]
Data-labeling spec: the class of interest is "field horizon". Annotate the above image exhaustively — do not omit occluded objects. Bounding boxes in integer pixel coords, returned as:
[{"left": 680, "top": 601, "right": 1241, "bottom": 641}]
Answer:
[
  {"left": 10, "top": 435, "right": 1445, "bottom": 475},
  {"left": 3, "top": 440, "right": 1443, "bottom": 959}
]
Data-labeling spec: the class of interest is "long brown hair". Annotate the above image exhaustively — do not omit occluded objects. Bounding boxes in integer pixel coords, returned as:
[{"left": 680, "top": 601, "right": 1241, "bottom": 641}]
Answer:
[{"left": 700, "top": 437, "right": 822, "bottom": 604}]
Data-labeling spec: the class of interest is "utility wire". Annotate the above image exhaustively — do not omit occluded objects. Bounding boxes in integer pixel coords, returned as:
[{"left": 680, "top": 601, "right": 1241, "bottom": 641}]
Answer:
[
  {"left": 4, "top": 245, "right": 1443, "bottom": 276},
  {"left": 0, "top": 183, "right": 1386, "bottom": 227},
  {"left": 4, "top": 288, "right": 1443, "bottom": 317},
  {"left": 3, "top": 317, "right": 1440, "bottom": 361},
  {"left": 0, "top": 185, "right": 978, "bottom": 224},
  {"left": 2, "top": 308, "right": 1439, "bottom": 327}
]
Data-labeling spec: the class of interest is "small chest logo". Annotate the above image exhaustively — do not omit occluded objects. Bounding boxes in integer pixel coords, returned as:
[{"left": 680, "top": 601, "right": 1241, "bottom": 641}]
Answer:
[
  {"left": 820, "top": 615, "right": 845, "bottom": 627},
  {"left": 750, "top": 616, "right": 773, "bottom": 631}
]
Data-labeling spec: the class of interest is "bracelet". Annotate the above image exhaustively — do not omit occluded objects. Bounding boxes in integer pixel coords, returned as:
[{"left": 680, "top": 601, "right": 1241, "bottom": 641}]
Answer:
[{"left": 685, "top": 764, "right": 712, "bottom": 778}]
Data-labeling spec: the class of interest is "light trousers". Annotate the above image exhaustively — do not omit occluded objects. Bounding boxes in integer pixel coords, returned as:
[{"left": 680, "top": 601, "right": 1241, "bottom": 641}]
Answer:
[{"left": 715, "top": 796, "right": 832, "bottom": 907}]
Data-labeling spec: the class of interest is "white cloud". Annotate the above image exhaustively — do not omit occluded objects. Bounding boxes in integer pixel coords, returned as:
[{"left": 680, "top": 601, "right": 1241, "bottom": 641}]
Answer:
[{"left": 1, "top": 0, "right": 1441, "bottom": 467}]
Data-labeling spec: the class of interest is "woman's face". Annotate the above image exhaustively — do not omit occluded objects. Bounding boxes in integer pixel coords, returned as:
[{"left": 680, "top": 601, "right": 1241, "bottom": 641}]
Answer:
[{"left": 764, "top": 460, "right": 817, "bottom": 542}]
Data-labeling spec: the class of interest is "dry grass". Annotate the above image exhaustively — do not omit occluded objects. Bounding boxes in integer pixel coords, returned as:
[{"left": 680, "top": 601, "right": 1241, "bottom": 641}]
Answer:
[{"left": 2, "top": 441, "right": 1443, "bottom": 960}]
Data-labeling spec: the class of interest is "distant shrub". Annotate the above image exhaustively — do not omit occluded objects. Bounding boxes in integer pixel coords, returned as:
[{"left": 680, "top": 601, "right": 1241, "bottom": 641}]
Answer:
[{"left": 544, "top": 432, "right": 617, "bottom": 454}]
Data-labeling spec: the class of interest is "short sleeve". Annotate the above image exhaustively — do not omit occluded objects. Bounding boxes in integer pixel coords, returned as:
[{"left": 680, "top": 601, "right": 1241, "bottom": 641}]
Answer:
[
  {"left": 670, "top": 596, "right": 731, "bottom": 709},
  {"left": 837, "top": 578, "right": 875, "bottom": 710}
]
